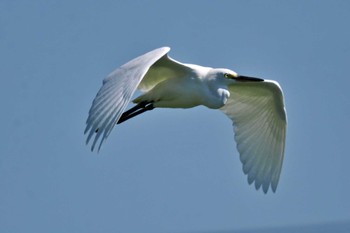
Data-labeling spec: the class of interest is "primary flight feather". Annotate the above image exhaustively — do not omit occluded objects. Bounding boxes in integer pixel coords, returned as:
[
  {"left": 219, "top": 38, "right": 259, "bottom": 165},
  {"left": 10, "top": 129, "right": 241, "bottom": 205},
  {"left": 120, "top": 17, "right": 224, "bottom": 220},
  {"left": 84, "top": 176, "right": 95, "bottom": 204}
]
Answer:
[{"left": 85, "top": 47, "right": 287, "bottom": 193}]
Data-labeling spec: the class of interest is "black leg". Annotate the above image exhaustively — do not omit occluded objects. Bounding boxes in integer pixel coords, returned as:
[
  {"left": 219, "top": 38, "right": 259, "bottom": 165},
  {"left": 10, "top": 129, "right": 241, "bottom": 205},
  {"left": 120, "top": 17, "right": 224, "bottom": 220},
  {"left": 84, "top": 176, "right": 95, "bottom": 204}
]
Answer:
[
  {"left": 95, "top": 101, "right": 154, "bottom": 132},
  {"left": 117, "top": 101, "right": 154, "bottom": 124},
  {"left": 119, "top": 101, "right": 148, "bottom": 118}
]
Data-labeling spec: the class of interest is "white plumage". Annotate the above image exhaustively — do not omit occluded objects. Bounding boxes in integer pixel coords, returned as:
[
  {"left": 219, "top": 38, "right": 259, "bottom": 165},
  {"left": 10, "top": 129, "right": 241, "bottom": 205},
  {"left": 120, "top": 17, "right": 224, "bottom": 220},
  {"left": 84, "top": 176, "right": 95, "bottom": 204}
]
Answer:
[{"left": 85, "top": 47, "right": 287, "bottom": 193}]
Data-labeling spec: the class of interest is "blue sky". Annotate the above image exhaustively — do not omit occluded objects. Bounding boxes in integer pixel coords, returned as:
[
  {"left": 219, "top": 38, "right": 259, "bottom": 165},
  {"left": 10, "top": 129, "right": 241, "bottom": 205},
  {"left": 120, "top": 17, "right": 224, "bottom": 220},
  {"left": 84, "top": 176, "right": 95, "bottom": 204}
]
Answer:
[{"left": 1, "top": 1, "right": 350, "bottom": 232}]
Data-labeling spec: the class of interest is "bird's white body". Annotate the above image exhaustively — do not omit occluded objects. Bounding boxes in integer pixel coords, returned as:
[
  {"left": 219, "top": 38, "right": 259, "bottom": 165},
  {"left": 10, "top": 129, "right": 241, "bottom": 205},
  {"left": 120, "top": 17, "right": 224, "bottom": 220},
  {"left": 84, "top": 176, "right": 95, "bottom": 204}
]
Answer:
[
  {"left": 85, "top": 47, "right": 287, "bottom": 194},
  {"left": 135, "top": 66, "right": 233, "bottom": 109}
]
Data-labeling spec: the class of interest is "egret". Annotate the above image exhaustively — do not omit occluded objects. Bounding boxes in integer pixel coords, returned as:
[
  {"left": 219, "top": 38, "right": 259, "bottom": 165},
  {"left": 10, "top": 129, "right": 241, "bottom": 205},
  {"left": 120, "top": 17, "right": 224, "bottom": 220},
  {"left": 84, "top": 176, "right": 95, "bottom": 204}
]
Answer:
[{"left": 85, "top": 47, "right": 287, "bottom": 193}]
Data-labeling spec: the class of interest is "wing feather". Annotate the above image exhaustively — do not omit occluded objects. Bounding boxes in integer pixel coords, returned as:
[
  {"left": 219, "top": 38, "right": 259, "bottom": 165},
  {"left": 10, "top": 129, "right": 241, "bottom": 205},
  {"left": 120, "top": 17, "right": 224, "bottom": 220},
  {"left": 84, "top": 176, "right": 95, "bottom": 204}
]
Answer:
[
  {"left": 85, "top": 47, "right": 194, "bottom": 151},
  {"left": 85, "top": 47, "right": 171, "bottom": 151},
  {"left": 221, "top": 80, "right": 287, "bottom": 193}
]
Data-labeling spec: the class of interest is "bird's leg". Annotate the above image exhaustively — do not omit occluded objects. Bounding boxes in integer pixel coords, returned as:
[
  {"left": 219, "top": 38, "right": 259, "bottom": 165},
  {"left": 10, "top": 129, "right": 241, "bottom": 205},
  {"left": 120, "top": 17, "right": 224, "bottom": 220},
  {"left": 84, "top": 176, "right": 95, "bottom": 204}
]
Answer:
[
  {"left": 117, "top": 101, "right": 154, "bottom": 124},
  {"left": 120, "top": 101, "right": 149, "bottom": 118}
]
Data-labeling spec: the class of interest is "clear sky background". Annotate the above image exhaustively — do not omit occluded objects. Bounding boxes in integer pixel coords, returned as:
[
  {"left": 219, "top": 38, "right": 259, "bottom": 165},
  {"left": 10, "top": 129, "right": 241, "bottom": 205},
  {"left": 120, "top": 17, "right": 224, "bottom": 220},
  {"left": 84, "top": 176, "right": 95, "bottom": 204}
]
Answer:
[{"left": 1, "top": 1, "right": 350, "bottom": 232}]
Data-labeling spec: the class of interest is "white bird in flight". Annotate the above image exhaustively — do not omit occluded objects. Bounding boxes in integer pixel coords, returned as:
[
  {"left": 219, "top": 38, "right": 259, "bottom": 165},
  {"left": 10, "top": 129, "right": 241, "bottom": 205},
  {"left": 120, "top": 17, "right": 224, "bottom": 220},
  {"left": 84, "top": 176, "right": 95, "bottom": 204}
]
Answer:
[{"left": 85, "top": 47, "right": 287, "bottom": 193}]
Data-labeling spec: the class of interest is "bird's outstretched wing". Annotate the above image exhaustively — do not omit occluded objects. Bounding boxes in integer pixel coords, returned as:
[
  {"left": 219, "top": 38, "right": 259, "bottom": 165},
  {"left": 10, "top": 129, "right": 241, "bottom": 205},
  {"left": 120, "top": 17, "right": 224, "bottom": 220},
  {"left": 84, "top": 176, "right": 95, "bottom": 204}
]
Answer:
[
  {"left": 85, "top": 47, "right": 193, "bottom": 151},
  {"left": 221, "top": 80, "right": 287, "bottom": 193},
  {"left": 85, "top": 47, "right": 170, "bottom": 151}
]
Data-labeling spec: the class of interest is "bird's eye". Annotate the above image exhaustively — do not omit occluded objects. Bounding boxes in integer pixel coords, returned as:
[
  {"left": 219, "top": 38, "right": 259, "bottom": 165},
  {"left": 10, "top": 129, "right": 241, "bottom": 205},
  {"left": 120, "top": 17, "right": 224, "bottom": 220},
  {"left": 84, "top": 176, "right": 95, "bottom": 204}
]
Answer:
[{"left": 224, "top": 73, "right": 231, "bottom": 79}]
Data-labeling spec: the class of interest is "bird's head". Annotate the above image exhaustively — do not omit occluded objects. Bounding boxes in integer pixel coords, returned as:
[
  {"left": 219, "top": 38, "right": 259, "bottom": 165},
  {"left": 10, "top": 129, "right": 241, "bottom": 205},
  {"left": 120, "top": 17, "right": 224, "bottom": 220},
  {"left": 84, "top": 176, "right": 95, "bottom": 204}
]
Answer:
[{"left": 208, "top": 68, "right": 264, "bottom": 83}]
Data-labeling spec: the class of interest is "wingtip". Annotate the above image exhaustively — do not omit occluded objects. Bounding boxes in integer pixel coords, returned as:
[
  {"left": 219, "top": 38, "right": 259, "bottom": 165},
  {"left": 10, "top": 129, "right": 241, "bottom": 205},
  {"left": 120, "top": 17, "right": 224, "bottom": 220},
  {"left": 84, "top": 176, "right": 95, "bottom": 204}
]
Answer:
[
  {"left": 271, "top": 182, "right": 278, "bottom": 193},
  {"left": 89, "top": 144, "right": 100, "bottom": 153},
  {"left": 247, "top": 175, "right": 277, "bottom": 194}
]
